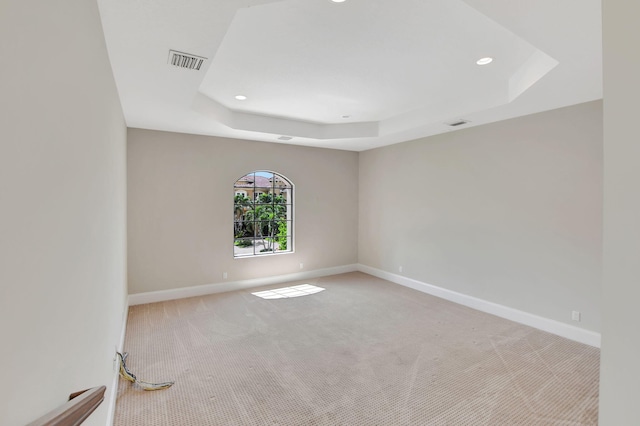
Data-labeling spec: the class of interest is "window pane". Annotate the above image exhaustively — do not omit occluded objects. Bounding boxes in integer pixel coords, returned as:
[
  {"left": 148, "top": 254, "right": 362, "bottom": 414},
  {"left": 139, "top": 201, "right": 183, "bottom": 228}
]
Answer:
[
  {"left": 253, "top": 221, "right": 276, "bottom": 236},
  {"left": 233, "top": 221, "right": 252, "bottom": 239},
  {"left": 254, "top": 189, "right": 272, "bottom": 202},
  {"left": 252, "top": 237, "right": 276, "bottom": 254},
  {"left": 273, "top": 177, "right": 291, "bottom": 189},
  {"left": 279, "top": 194, "right": 292, "bottom": 204},
  {"left": 234, "top": 238, "right": 256, "bottom": 256},
  {"left": 254, "top": 172, "right": 272, "bottom": 190},
  {"left": 235, "top": 173, "right": 255, "bottom": 187},
  {"left": 274, "top": 221, "right": 292, "bottom": 252}
]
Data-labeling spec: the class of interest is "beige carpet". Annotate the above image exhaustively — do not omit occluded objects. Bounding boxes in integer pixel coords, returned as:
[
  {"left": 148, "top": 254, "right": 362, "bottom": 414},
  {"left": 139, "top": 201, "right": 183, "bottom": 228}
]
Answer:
[{"left": 115, "top": 272, "right": 600, "bottom": 425}]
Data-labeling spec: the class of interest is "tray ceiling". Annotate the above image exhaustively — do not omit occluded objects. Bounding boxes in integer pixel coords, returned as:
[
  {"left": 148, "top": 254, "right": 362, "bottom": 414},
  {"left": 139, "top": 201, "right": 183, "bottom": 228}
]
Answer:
[{"left": 98, "top": 0, "right": 602, "bottom": 151}]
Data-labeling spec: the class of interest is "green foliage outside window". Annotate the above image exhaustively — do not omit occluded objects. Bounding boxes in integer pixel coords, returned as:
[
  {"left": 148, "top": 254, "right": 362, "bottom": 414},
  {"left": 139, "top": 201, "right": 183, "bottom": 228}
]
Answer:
[{"left": 235, "top": 193, "right": 288, "bottom": 252}]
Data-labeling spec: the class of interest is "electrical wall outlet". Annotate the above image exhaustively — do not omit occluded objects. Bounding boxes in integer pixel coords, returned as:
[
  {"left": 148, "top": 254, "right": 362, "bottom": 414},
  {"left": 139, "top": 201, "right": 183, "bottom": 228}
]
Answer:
[
  {"left": 223, "top": 272, "right": 228, "bottom": 279},
  {"left": 300, "top": 263, "right": 304, "bottom": 269},
  {"left": 399, "top": 266, "right": 403, "bottom": 273},
  {"left": 572, "top": 310, "right": 581, "bottom": 322}
]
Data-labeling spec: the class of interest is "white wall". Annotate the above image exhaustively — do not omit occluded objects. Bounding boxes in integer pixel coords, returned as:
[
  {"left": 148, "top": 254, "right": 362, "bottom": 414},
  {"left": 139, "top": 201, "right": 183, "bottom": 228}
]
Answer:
[
  {"left": 127, "top": 129, "right": 358, "bottom": 295},
  {"left": 600, "top": 1, "right": 640, "bottom": 424},
  {"left": 359, "top": 101, "right": 602, "bottom": 334},
  {"left": 0, "top": 1, "right": 127, "bottom": 425}
]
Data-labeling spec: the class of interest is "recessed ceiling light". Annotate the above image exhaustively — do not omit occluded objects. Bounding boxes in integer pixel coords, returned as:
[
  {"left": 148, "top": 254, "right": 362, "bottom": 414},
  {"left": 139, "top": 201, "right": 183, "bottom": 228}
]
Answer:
[
  {"left": 476, "top": 57, "right": 493, "bottom": 65},
  {"left": 235, "top": 95, "right": 247, "bottom": 100},
  {"left": 331, "top": 0, "right": 346, "bottom": 3}
]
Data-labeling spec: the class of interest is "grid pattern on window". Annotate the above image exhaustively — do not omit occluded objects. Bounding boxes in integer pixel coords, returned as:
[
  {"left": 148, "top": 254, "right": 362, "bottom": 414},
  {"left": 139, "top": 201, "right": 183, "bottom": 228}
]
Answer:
[{"left": 233, "top": 171, "right": 293, "bottom": 257}]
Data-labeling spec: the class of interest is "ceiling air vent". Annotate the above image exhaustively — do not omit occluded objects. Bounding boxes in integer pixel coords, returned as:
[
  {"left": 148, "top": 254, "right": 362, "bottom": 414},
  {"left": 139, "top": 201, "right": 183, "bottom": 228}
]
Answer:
[
  {"left": 445, "top": 119, "right": 470, "bottom": 127},
  {"left": 277, "top": 136, "right": 293, "bottom": 141},
  {"left": 168, "top": 50, "right": 207, "bottom": 71}
]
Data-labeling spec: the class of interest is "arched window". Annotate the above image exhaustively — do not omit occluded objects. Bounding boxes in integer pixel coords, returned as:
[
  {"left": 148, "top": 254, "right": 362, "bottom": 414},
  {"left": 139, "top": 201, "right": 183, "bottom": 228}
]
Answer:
[{"left": 233, "top": 171, "right": 293, "bottom": 257}]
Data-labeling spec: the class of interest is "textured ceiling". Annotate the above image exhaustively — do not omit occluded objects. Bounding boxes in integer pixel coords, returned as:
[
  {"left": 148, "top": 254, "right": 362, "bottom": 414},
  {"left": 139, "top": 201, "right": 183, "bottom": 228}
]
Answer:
[{"left": 98, "top": 0, "right": 602, "bottom": 151}]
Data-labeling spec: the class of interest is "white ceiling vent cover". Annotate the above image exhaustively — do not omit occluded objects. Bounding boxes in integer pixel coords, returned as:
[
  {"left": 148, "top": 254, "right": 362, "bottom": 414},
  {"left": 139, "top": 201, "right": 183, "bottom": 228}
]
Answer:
[{"left": 168, "top": 50, "right": 207, "bottom": 70}]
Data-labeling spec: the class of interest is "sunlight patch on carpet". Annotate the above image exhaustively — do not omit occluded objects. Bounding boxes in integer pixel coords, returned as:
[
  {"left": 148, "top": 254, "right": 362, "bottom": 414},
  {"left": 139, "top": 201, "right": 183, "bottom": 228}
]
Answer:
[{"left": 252, "top": 284, "right": 325, "bottom": 299}]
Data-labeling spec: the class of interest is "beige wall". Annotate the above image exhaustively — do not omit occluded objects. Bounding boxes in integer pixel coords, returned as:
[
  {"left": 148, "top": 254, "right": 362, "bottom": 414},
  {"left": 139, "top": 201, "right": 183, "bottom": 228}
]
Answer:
[
  {"left": 359, "top": 101, "right": 602, "bottom": 333},
  {"left": 600, "top": 1, "right": 640, "bottom": 424},
  {"left": 0, "top": 1, "right": 127, "bottom": 425},
  {"left": 127, "top": 129, "right": 358, "bottom": 294}
]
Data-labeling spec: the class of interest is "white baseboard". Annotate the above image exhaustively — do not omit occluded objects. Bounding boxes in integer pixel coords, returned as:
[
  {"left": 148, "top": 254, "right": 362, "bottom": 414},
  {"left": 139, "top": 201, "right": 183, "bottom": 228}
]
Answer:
[
  {"left": 126, "top": 263, "right": 600, "bottom": 347},
  {"left": 106, "top": 302, "right": 129, "bottom": 426},
  {"left": 128, "top": 264, "right": 359, "bottom": 306},
  {"left": 357, "top": 264, "right": 601, "bottom": 348}
]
